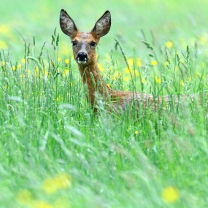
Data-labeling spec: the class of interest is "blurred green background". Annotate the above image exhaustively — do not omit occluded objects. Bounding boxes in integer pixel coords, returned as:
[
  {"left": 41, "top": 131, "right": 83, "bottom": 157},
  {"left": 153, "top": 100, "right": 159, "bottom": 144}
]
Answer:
[{"left": 1, "top": 0, "right": 208, "bottom": 59}]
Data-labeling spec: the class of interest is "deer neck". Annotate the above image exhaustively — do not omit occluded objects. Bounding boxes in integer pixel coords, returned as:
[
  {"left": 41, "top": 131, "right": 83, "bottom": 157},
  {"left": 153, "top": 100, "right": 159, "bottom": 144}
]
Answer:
[{"left": 78, "top": 61, "right": 111, "bottom": 108}]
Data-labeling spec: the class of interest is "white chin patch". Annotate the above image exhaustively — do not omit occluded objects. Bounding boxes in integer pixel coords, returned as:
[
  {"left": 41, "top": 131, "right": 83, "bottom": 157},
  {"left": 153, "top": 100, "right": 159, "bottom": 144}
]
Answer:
[
  {"left": 77, "top": 60, "right": 87, "bottom": 64},
  {"left": 77, "top": 58, "right": 87, "bottom": 65}
]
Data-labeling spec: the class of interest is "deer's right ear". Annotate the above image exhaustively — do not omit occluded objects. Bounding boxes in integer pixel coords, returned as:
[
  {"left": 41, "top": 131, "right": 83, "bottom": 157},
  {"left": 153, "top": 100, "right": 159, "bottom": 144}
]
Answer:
[{"left": 60, "top": 9, "right": 78, "bottom": 39}]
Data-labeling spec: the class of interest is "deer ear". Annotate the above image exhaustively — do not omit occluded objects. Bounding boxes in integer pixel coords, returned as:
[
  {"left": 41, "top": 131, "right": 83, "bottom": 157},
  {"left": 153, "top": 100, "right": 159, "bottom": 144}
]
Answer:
[
  {"left": 91, "top": 11, "right": 111, "bottom": 38},
  {"left": 60, "top": 9, "right": 78, "bottom": 39}
]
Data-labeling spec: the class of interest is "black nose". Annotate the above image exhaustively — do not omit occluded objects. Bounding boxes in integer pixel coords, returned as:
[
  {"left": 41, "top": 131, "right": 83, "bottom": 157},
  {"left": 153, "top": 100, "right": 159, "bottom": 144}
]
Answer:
[{"left": 76, "top": 52, "right": 88, "bottom": 62}]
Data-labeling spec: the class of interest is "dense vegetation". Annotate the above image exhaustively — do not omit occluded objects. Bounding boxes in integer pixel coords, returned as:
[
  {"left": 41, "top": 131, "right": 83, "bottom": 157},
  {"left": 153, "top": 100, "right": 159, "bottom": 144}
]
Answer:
[{"left": 1, "top": 0, "right": 208, "bottom": 207}]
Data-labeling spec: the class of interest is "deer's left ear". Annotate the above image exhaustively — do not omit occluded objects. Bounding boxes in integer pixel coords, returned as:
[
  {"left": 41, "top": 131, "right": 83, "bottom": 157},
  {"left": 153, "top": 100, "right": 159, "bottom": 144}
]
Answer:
[{"left": 91, "top": 11, "right": 111, "bottom": 38}]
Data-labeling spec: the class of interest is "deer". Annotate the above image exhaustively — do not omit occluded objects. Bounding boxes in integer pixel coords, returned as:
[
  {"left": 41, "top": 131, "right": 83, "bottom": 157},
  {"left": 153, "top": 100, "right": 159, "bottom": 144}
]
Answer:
[{"left": 59, "top": 10, "right": 197, "bottom": 113}]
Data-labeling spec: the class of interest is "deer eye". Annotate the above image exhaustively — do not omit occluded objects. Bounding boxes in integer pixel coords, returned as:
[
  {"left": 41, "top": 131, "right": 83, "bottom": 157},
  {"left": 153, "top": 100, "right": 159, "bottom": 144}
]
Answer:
[
  {"left": 72, "top": 41, "right": 78, "bottom": 46},
  {"left": 90, "top": 42, "right": 96, "bottom": 47}
]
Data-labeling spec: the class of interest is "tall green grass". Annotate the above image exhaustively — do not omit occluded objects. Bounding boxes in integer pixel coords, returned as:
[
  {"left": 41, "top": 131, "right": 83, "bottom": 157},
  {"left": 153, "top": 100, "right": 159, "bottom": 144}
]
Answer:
[
  {"left": 1, "top": 29, "right": 208, "bottom": 207},
  {"left": 1, "top": 0, "right": 208, "bottom": 207}
]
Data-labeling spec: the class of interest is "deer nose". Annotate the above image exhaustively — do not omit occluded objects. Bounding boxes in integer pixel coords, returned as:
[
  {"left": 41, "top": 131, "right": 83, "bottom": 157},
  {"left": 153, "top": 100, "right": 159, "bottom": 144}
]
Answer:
[{"left": 76, "top": 52, "right": 88, "bottom": 63}]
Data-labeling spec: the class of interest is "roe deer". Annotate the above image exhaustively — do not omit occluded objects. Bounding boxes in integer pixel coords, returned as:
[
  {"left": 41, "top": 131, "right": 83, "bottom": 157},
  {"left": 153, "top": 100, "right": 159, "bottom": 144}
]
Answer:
[{"left": 60, "top": 10, "right": 196, "bottom": 112}]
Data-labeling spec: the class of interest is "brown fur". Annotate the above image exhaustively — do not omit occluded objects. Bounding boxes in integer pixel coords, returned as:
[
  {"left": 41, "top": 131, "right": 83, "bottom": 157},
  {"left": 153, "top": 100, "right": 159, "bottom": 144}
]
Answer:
[{"left": 60, "top": 10, "right": 198, "bottom": 112}]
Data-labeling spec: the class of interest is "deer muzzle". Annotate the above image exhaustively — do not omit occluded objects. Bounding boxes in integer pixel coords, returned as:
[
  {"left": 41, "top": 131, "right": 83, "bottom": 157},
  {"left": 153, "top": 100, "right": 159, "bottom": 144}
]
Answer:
[{"left": 76, "top": 52, "right": 88, "bottom": 64}]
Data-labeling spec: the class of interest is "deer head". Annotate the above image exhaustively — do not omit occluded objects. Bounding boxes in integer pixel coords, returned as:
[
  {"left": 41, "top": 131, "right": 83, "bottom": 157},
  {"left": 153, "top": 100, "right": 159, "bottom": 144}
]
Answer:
[{"left": 60, "top": 10, "right": 111, "bottom": 66}]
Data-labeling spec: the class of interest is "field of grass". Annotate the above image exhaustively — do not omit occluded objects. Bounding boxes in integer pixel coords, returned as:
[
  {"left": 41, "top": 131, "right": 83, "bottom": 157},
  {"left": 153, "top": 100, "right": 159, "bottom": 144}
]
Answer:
[{"left": 1, "top": 0, "right": 208, "bottom": 207}]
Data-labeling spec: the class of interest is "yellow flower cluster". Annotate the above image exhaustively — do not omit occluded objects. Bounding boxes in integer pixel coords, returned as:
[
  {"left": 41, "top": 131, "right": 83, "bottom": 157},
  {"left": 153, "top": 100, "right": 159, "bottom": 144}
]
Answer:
[
  {"left": 128, "top": 58, "right": 142, "bottom": 68},
  {"left": 0, "top": 58, "right": 65, "bottom": 81},
  {"left": 21, "top": 58, "right": 26, "bottom": 63},
  {"left": 161, "top": 186, "right": 179, "bottom": 203},
  {"left": 16, "top": 172, "right": 72, "bottom": 208},
  {"left": 42, "top": 172, "right": 72, "bottom": 194}
]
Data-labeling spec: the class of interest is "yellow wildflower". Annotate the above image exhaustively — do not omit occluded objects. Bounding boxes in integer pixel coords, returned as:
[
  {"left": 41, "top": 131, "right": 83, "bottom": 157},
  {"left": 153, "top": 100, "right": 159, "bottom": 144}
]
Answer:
[
  {"left": 54, "top": 172, "right": 72, "bottom": 189},
  {"left": 42, "top": 177, "right": 59, "bottom": 194},
  {"left": 58, "top": 57, "right": 62, "bottom": 62},
  {"left": 155, "top": 76, "right": 161, "bottom": 84},
  {"left": 134, "top": 71, "right": 140, "bottom": 77},
  {"left": 201, "top": 62, "right": 205, "bottom": 68},
  {"left": 0, "top": 40, "right": 7, "bottom": 49},
  {"left": 56, "top": 96, "right": 63, "bottom": 102},
  {"left": 175, "top": 66, "right": 179, "bottom": 71},
  {"left": 42, "top": 172, "right": 72, "bottom": 194},
  {"left": 151, "top": 60, "right": 157, "bottom": 66},
  {"left": 12, "top": 66, "right": 16, "bottom": 71},
  {"left": 44, "top": 70, "right": 48, "bottom": 77},
  {"left": 161, "top": 186, "right": 179, "bottom": 203},
  {"left": 1, "top": 61, "right": 6, "bottom": 66},
  {"left": 98, "top": 63, "right": 105, "bottom": 72},
  {"left": 63, "top": 68, "right": 69, "bottom": 77},
  {"left": 136, "top": 58, "right": 142, "bottom": 67},
  {"left": 123, "top": 76, "right": 129, "bottom": 82},
  {"left": 166, "top": 41, "right": 173, "bottom": 49},
  {"left": 127, "top": 58, "right": 142, "bottom": 68},
  {"left": 195, "top": 72, "right": 201, "bottom": 78},
  {"left": 124, "top": 67, "right": 132, "bottom": 73},
  {"left": 65, "top": 59, "right": 70, "bottom": 64},
  {"left": 142, "top": 78, "right": 146, "bottom": 84},
  {"left": 180, "top": 80, "right": 184, "bottom": 86},
  {"left": 0, "top": 24, "right": 10, "bottom": 34},
  {"left": 35, "top": 67, "right": 39, "bottom": 75},
  {"left": 127, "top": 58, "right": 134, "bottom": 67},
  {"left": 157, "top": 79, "right": 161, "bottom": 84},
  {"left": 21, "top": 58, "right": 26, "bottom": 64},
  {"left": 107, "top": 83, "right": 111, "bottom": 88},
  {"left": 200, "top": 35, "right": 207, "bottom": 44},
  {"left": 17, "top": 64, "right": 21, "bottom": 69},
  {"left": 16, "top": 190, "right": 32, "bottom": 205},
  {"left": 135, "top": 130, "right": 139, "bottom": 135}
]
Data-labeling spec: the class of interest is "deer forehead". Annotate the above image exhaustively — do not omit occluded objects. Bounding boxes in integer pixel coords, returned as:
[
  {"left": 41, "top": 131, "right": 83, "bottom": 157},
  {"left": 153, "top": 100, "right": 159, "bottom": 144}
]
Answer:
[{"left": 73, "top": 32, "right": 97, "bottom": 42}]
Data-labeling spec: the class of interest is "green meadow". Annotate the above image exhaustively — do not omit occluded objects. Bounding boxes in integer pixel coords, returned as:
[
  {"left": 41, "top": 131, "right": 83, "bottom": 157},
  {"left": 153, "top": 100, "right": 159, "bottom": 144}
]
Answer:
[{"left": 1, "top": 0, "right": 208, "bottom": 207}]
